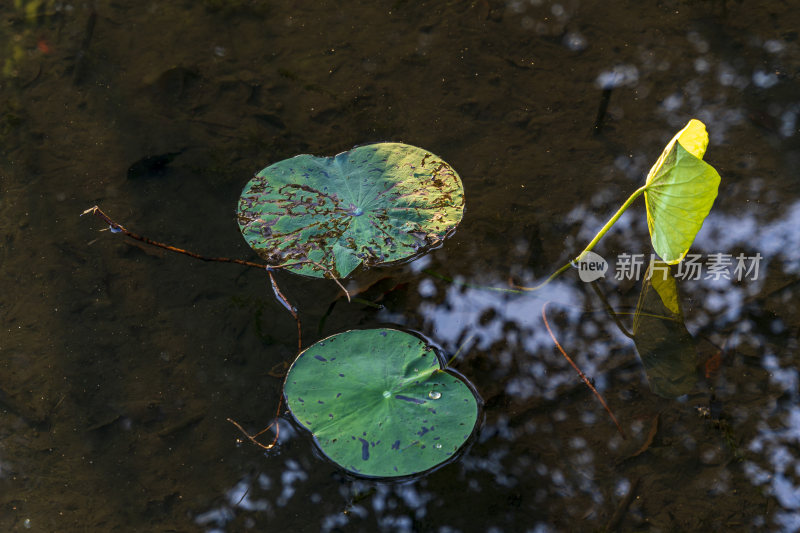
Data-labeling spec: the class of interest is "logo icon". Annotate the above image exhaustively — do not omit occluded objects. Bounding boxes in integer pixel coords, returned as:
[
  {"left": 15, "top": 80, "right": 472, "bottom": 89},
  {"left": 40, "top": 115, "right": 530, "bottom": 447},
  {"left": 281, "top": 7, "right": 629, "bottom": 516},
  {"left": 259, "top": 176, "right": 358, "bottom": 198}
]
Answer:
[{"left": 576, "top": 251, "right": 608, "bottom": 282}]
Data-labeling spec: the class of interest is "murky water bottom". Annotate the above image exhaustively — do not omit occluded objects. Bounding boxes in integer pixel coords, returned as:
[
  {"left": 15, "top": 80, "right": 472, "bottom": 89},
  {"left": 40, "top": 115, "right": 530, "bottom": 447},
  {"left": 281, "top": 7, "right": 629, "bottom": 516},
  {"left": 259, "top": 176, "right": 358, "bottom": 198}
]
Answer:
[{"left": 1, "top": 1, "right": 799, "bottom": 531}]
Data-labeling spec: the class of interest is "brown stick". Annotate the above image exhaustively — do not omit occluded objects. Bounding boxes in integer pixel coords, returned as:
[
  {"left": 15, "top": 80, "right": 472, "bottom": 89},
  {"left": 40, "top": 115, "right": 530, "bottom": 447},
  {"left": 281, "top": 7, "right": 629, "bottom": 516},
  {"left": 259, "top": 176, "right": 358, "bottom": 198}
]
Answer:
[
  {"left": 227, "top": 411, "right": 280, "bottom": 450},
  {"left": 82, "top": 205, "right": 351, "bottom": 302},
  {"left": 605, "top": 476, "right": 640, "bottom": 532},
  {"left": 589, "top": 281, "right": 634, "bottom": 339},
  {"left": 268, "top": 270, "right": 302, "bottom": 353},
  {"left": 83, "top": 205, "right": 272, "bottom": 269},
  {"left": 227, "top": 394, "right": 285, "bottom": 450},
  {"left": 542, "top": 301, "right": 626, "bottom": 439},
  {"left": 309, "top": 260, "right": 351, "bottom": 302}
]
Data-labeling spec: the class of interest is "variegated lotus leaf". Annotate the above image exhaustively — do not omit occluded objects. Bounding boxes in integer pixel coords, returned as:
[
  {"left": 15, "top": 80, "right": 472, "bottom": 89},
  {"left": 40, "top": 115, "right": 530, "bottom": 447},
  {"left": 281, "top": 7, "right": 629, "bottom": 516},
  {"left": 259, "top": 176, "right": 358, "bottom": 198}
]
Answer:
[
  {"left": 237, "top": 143, "right": 464, "bottom": 279},
  {"left": 284, "top": 328, "right": 479, "bottom": 478}
]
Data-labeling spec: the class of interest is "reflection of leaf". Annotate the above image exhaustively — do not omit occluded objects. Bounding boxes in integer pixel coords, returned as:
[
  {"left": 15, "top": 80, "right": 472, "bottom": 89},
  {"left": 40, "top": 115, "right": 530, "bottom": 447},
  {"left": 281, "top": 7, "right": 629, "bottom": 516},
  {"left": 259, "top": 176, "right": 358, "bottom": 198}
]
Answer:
[
  {"left": 237, "top": 143, "right": 464, "bottom": 279},
  {"left": 644, "top": 119, "right": 721, "bottom": 264},
  {"left": 632, "top": 261, "right": 697, "bottom": 398},
  {"left": 647, "top": 262, "right": 681, "bottom": 316},
  {"left": 284, "top": 328, "right": 479, "bottom": 478}
]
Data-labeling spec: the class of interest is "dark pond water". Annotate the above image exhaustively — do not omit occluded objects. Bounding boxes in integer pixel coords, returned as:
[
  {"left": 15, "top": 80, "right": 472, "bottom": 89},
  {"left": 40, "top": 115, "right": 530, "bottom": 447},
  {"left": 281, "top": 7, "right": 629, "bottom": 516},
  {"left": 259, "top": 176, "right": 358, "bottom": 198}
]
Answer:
[{"left": 2, "top": 0, "right": 800, "bottom": 531}]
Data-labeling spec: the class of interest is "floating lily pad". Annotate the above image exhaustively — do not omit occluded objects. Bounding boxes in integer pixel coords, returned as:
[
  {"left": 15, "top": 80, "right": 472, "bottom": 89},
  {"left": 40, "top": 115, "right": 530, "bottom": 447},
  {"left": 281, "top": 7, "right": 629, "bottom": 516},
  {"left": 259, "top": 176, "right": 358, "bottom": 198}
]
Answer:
[
  {"left": 237, "top": 143, "right": 464, "bottom": 279},
  {"left": 644, "top": 119, "right": 721, "bottom": 264},
  {"left": 284, "top": 328, "right": 480, "bottom": 478}
]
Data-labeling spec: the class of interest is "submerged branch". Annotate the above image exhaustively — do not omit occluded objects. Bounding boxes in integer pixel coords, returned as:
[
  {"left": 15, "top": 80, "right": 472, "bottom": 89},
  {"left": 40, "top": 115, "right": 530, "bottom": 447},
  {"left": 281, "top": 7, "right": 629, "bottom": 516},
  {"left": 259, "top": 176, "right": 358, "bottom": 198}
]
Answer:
[
  {"left": 589, "top": 281, "right": 635, "bottom": 339},
  {"left": 227, "top": 394, "right": 287, "bottom": 451},
  {"left": 542, "top": 301, "right": 626, "bottom": 439},
  {"left": 81, "top": 205, "right": 351, "bottom": 303},
  {"left": 268, "top": 270, "right": 302, "bottom": 353},
  {"left": 227, "top": 416, "right": 280, "bottom": 451},
  {"left": 82, "top": 205, "right": 269, "bottom": 269}
]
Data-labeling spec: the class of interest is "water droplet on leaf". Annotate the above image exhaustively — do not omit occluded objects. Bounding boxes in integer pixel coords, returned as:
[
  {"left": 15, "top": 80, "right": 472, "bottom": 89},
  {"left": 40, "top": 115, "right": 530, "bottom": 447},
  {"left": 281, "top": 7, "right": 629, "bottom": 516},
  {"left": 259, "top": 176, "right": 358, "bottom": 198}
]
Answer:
[{"left": 428, "top": 391, "right": 442, "bottom": 400}]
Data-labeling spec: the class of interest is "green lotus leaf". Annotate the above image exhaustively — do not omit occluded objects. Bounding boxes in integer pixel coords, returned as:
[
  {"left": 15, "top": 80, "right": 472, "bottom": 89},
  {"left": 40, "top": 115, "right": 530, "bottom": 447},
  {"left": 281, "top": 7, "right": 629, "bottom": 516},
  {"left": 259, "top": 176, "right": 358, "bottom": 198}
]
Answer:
[
  {"left": 644, "top": 119, "right": 721, "bottom": 264},
  {"left": 284, "top": 328, "right": 479, "bottom": 478},
  {"left": 237, "top": 143, "right": 464, "bottom": 279}
]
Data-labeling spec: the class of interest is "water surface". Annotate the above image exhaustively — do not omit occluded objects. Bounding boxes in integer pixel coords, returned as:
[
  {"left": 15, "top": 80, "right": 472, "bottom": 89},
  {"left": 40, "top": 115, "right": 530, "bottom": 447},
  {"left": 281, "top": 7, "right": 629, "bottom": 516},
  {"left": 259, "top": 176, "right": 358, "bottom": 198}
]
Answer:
[{"left": 1, "top": 1, "right": 799, "bottom": 531}]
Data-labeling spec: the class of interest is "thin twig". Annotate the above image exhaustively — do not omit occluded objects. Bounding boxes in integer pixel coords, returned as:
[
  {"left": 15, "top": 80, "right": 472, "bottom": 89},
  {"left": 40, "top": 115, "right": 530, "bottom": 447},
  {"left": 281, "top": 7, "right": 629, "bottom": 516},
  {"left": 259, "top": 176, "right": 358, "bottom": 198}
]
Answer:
[
  {"left": 235, "top": 486, "right": 251, "bottom": 507},
  {"left": 227, "top": 417, "right": 279, "bottom": 450},
  {"left": 308, "top": 260, "right": 351, "bottom": 302},
  {"left": 605, "top": 476, "right": 640, "bottom": 532},
  {"left": 268, "top": 270, "right": 302, "bottom": 353},
  {"left": 590, "top": 281, "right": 634, "bottom": 339},
  {"left": 82, "top": 205, "right": 269, "bottom": 269},
  {"left": 542, "top": 301, "right": 626, "bottom": 439},
  {"left": 82, "top": 205, "right": 352, "bottom": 301},
  {"left": 446, "top": 332, "right": 476, "bottom": 368},
  {"left": 227, "top": 397, "right": 283, "bottom": 450}
]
